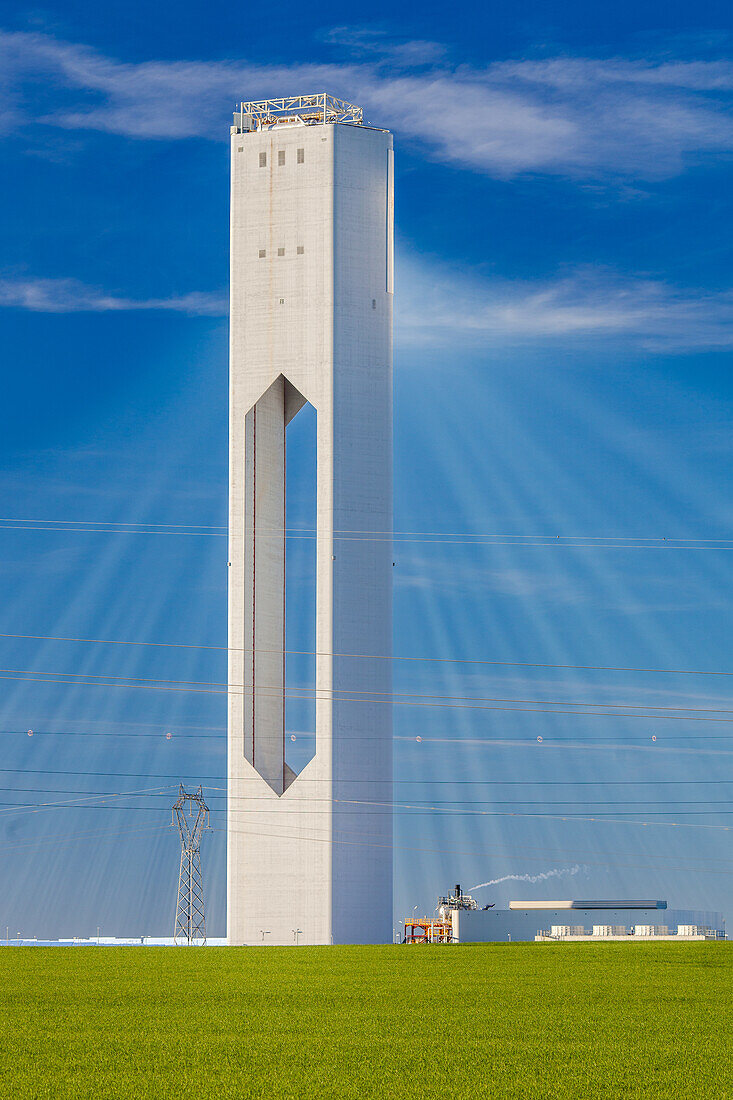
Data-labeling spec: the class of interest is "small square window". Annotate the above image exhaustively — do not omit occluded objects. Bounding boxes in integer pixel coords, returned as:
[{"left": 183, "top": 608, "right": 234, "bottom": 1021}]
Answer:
[
  {"left": 297, "top": 245, "right": 304, "bottom": 255},
  {"left": 258, "top": 249, "right": 266, "bottom": 258},
  {"left": 259, "top": 152, "right": 267, "bottom": 168},
  {"left": 277, "top": 247, "right": 285, "bottom": 257},
  {"left": 278, "top": 150, "right": 285, "bottom": 166},
  {"left": 297, "top": 148, "right": 305, "bottom": 164},
  {"left": 279, "top": 298, "right": 285, "bottom": 305},
  {"left": 237, "top": 146, "right": 243, "bottom": 153}
]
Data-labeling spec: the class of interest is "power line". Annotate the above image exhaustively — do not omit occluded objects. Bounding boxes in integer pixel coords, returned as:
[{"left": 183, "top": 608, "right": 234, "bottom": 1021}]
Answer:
[
  {"left": 2, "top": 788, "right": 733, "bottom": 830},
  {"left": 5, "top": 801, "right": 733, "bottom": 817},
  {"left": 2, "top": 662, "right": 732, "bottom": 714},
  {"left": 2, "top": 797, "right": 732, "bottom": 869},
  {"left": 2, "top": 766, "right": 733, "bottom": 785},
  {"left": 1, "top": 801, "right": 732, "bottom": 870},
  {"left": 1, "top": 515, "right": 732, "bottom": 548},
  {"left": 1, "top": 670, "right": 732, "bottom": 723},
  {"left": 0, "top": 823, "right": 171, "bottom": 854},
  {"left": 0, "top": 818, "right": 727, "bottom": 884},
  {"left": 0, "top": 783, "right": 175, "bottom": 817},
  {"left": 221, "top": 822, "right": 733, "bottom": 860},
  {"left": 8, "top": 785, "right": 733, "bottom": 808},
  {"left": 4, "top": 519, "right": 730, "bottom": 545},
  {"left": 7, "top": 729, "right": 733, "bottom": 751},
  {"left": 2, "top": 630, "right": 730, "bottom": 678}
]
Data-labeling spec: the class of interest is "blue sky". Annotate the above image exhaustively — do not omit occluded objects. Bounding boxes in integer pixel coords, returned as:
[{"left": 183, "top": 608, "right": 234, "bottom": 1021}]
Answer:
[{"left": 1, "top": 1, "right": 732, "bottom": 938}]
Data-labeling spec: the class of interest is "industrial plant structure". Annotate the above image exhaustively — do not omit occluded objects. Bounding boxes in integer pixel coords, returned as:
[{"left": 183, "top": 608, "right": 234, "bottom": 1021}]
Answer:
[
  {"left": 402, "top": 893, "right": 725, "bottom": 943},
  {"left": 450, "top": 900, "right": 725, "bottom": 943},
  {"left": 227, "top": 95, "right": 394, "bottom": 945}
]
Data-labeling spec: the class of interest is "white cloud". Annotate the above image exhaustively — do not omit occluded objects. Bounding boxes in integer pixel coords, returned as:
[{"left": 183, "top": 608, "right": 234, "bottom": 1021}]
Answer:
[
  {"left": 0, "top": 276, "right": 226, "bottom": 315},
  {"left": 397, "top": 256, "right": 733, "bottom": 349},
  {"left": 5, "top": 261, "right": 733, "bottom": 352},
  {"left": 2, "top": 29, "right": 733, "bottom": 180},
  {"left": 321, "top": 27, "right": 447, "bottom": 67}
]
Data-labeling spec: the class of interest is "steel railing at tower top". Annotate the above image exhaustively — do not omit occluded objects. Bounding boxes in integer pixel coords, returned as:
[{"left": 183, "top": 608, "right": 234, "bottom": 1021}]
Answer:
[{"left": 233, "top": 94, "right": 364, "bottom": 132}]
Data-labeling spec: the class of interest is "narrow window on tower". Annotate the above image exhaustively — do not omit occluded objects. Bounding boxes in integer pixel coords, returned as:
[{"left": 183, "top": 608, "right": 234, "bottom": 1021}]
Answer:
[
  {"left": 297, "top": 246, "right": 304, "bottom": 255},
  {"left": 278, "top": 247, "right": 285, "bottom": 257},
  {"left": 278, "top": 150, "right": 285, "bottom": 166},
  {"left": 259, "top": 151, "right": 267, "bottom": 168},
  {"left": 297, "top": 148, "right": 305, "bottom": 164}
]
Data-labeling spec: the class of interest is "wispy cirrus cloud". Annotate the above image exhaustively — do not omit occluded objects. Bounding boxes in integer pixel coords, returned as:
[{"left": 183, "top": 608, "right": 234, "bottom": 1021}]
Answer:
[
  {"left": 5, "top": 262, "right": 733, "bottom": 351},
  {"left": 2, "top": 28, "right": 733, "bottom": 180},
  {"left": 398, "top": 256, "right": 733, "bottom": 349},
  {"left": 0, "top": 276, "right": 226, "bottom": 315},
  {"left": 320, "top": 26, "right": 447, "bottom": 66}
]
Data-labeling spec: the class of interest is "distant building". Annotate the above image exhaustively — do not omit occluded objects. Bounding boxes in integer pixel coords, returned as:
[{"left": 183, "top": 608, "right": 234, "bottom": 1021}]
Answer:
[{"left": 450, "top": 901, "right": 726, "bottom": 943}]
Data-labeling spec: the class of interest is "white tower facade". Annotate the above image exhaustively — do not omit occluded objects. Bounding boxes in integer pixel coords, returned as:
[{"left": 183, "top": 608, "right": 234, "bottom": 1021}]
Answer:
[{"left": 227, "top": 96, "right": 393, "bottom": 945}]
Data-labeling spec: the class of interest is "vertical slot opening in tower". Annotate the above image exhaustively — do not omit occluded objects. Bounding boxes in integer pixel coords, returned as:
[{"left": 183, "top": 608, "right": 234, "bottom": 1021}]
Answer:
[{"left": 285, "top": 399, "right": 317, "bottom": 777}]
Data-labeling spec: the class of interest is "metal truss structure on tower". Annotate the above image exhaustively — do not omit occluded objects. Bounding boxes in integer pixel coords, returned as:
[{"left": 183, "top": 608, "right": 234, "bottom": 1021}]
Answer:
[
  {"left": 233, "top": 94, "right": 363, "bottom": 132},
  {"left": 172, "top": 785, "right": 210, "bottom": 945}
]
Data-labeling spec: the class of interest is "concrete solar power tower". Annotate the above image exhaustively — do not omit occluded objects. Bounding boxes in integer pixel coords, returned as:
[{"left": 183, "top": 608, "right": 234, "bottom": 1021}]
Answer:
[{"left": 227, "top": 95, "right": 393, "bottom": 945}]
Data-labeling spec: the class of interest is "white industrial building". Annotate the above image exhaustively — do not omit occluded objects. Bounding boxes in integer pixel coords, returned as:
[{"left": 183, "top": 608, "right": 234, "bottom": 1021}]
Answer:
[
  {"left": 227, "top": 95, "right": 394, "bottom": 945},
  {"left": 450, "top": 901, "right": 725, "bottom": 943}
]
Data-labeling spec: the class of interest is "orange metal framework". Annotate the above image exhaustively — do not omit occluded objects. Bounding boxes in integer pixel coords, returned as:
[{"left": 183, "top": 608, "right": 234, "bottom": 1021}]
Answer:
[{"left": 402, "top": 918, "right": 453, "bottom": 944}]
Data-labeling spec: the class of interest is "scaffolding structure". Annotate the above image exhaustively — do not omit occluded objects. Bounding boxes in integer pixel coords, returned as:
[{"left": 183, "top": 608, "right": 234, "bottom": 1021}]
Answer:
[
  {"left": 233, "top": 94, "right": 363, "bottom": 132},
  {"left": 172, "top": 785, "right": 210, "bottom": 945},
  {"left": 403, "top": 917, "right": 453, "bottom": 944}
]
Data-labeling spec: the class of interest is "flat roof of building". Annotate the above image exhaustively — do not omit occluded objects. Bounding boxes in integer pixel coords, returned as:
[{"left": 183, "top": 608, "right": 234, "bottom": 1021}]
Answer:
[{"left": 509, "top": 900, "right": 667, "bottom": 910}]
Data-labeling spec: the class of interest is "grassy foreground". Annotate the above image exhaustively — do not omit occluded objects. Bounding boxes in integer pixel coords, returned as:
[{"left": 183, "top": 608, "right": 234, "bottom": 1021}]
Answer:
[{"left": 0, "top": 943, "right": 731, "bottom": 1099}]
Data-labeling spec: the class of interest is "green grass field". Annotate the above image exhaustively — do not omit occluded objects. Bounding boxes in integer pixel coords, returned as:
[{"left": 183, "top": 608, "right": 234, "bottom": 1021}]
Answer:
[{"left": 0, "top": 944, "right": 731, "bottom": 1098}]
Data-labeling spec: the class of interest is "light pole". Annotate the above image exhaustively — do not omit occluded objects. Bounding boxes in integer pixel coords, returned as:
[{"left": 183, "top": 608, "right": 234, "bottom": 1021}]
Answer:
[
  {"left": 259, "top": 930, "right": 270, "bottom": 943},
  {"left": 293, "top": 929, "right": 303, "bottom": 945}
]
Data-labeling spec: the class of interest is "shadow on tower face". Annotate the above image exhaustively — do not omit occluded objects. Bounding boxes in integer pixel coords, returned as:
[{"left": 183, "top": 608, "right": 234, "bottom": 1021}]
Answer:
[{"left": 243, "top": 374, "right": 316, "bottom": 795}]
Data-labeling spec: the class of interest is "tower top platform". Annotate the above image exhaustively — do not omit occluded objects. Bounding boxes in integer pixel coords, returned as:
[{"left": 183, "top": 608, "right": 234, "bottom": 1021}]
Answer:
[{"left": 232, "top": 94, "right": 363, "bottom": 133}]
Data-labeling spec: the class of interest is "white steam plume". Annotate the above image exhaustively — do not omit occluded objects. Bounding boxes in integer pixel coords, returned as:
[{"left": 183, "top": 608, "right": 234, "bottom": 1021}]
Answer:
[{"left": 471, "top": 865, "right": 583, "bottom": 891}]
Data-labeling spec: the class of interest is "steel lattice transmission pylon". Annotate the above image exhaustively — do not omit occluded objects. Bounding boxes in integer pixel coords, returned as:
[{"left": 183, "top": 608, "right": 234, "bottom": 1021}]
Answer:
[{"left": 172, "top": 785, "right": 210, "bottom": 945}]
